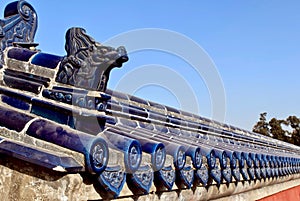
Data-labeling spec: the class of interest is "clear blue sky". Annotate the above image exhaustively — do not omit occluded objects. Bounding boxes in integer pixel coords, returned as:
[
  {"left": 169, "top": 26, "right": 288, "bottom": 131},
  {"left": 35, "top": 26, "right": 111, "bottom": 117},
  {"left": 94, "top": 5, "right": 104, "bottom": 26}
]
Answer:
[{"left": 1, "top": 1, "right": 300, "bottom": 130}]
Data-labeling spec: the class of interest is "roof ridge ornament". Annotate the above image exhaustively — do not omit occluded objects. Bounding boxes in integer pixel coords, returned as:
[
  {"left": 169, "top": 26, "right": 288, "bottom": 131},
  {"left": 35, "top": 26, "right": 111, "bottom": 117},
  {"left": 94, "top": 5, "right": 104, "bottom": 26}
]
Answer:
[
  {"left": 55, "top": 27, "right": 128, "bottom": 92},
  {"left": 0, "top": 0, "right": 38, "bottom": 67}
]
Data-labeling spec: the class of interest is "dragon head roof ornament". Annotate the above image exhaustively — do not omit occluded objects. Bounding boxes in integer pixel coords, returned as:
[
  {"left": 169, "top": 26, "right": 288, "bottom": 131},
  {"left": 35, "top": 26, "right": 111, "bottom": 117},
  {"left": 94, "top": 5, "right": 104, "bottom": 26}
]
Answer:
[
  {"left": 1, "top": 1, "right": 300, "bottom": 200},
  {"left": 0, "top": 0, "right": 37, "bottom": 67},
  {"left": 0, "top": 1, "right": 128, "bottom": 92},
  {"left": 56, "top": 27, "right": 128, "bottom": 92}
]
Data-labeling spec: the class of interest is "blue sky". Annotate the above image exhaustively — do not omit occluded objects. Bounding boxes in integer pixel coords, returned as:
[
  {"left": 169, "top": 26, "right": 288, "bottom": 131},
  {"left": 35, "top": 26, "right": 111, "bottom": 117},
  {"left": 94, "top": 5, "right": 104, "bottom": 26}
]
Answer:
[{"left": 1, "top": 1, "right": 300, "bottom": 130}]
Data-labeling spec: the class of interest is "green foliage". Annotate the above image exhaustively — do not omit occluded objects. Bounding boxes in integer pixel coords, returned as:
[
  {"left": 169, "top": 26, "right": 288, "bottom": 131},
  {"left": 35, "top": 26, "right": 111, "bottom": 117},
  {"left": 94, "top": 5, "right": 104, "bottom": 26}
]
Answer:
[
  {"left": 269, "top": 118, "right": 287, "bottom": 142},
  {"left": 252, "top": 112, "right": 270, "bottom": 136},
  {"left": 253, "top": 114, "right": 300, "bottom": 146},
  {"left": 286, "top": 116, "right": 300, "bottom": 146}
]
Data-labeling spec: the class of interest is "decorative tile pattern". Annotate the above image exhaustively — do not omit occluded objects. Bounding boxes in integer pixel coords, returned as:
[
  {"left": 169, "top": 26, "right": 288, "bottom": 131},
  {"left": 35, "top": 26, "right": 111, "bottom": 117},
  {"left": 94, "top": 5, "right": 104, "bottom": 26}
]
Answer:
[
  {"left": 0, "top": 1, "right": 300, "bottom": 200},
  {"left": 96, "top": 166, "right": 126, "bottom": 198},
  {"left": 127, "top": 165, "right": 153, "bottom": 194},
  {"left": 154, "top": 166, "right": 175, "bottom": 191},
  {"left": 26, "top": 119, "right": 109, "bottom": 174}
]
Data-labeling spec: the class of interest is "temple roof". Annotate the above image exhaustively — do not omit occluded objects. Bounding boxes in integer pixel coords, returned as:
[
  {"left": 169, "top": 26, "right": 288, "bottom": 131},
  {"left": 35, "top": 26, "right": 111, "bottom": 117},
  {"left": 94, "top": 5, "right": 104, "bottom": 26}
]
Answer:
[{"left": 0, "top": 1, "right": 300, "bottom": 200}]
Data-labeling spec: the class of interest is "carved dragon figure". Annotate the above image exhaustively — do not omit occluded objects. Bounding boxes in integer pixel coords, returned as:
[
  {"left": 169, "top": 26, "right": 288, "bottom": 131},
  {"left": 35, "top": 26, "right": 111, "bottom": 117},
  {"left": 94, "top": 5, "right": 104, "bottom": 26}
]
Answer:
[
  {"left": 1, "top": 1, "right": 300, "bottom": 200},
  {"left": 56, "top": 27, "right": 128, "bottom": 92},
  {"left": 0, "top": 0, "right": 37, "bottom": 67}
]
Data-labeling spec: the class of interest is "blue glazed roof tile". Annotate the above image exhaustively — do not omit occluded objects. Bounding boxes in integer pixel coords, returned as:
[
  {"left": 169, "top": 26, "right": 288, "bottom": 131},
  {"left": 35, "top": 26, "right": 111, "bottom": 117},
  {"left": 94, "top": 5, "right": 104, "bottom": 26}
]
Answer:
[
  {"left": 1, "top": 1, "right": 300, "bottom": 200},
  {"left": 7, "top": 48, "right": 37, "bottom": 61},
  {"left": 31, "top": 53, "right": 62, "bottom": 69}
]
